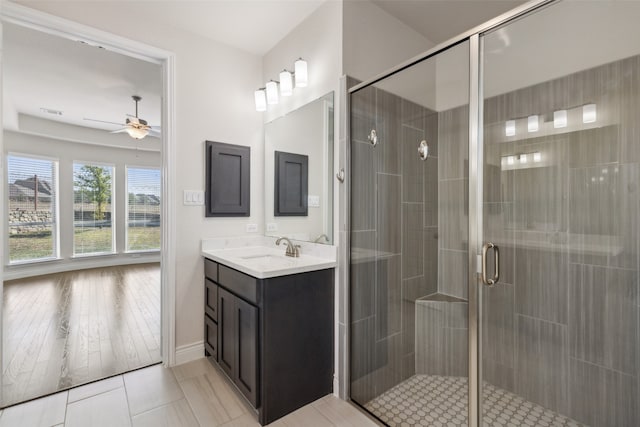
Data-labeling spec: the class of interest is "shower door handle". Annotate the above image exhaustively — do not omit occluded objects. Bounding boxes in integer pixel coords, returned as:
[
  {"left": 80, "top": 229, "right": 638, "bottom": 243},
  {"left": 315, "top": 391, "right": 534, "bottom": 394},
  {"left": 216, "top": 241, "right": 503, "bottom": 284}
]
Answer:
[{"left": 481, "top": 242, "right": 499, "bottom": 286}]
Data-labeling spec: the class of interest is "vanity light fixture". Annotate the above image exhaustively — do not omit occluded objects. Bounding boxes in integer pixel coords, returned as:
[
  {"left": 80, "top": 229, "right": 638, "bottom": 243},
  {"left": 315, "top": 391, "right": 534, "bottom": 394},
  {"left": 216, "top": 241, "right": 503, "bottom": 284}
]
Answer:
[
  {"left": 583, "top": 103, "right": 597, "bottom": 123},
  {"left": 553, "top": 110, "right": 567, "bottom": 128},
  {"left": 255, "top": 58, "right": 309, "bottom": 111},
  {"left": 505, "top": 120, "right": 516, "bottom": 137},
  {"left": 527, "top": 115, "right": 539, "bottom": 132},
  {"left": 254, "top": 89, "right": 267, "bottom": 112},
  {"left": 294, "top": 58, "right": 308, "bottom": 87},
  {"left": 266, "top": 81, "right": 279, "bottom": 105},
  {"left": 280, "top": 70, "right": 293, "bottom": 96}
]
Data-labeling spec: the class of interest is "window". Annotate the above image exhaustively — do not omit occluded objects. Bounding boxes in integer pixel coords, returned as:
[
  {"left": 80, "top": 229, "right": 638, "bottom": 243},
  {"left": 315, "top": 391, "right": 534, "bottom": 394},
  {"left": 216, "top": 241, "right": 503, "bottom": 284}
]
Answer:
[
  {"left": 126, "top": 167, "right": 160, "bottom": 251},
  {"left": 7, "top": 155, "right": 59, "bottom": 263},
  {"left": 73, "top": 163, "right": 114, "bottom": 255}
]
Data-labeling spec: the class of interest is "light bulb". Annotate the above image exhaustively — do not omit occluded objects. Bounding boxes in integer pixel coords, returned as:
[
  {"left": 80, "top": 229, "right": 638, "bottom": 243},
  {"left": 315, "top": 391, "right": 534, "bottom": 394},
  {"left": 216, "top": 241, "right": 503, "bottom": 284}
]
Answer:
[
  {"left": 533, "top": 152, "right": 542, "bottom": 162},
  {"left": 505, "top": 120, "right": 516, "bottom": 137},
  {"left": 553, "top": 110, "right": 567, "bottom": 128},
  {"left": 527, "top": 115, "right": 539, "bottom": 132},
  {"left": 279, "top": 70, "right": 293, "bottom": 96},
  {"left": 266, "top": 81, "right": 279, "bottom": 105},
  {"left": 254, "top": 89, "right": 266, "bottom": 112},
  {"left": 520, "top": 154, "right": 527, "bottom": 164},
  {"left": 126, "top": 127, "right": 148, "bottom": 140},
  {"left": 507, "top": 156, "right": 515, "bottom": 165},
  {"left": 583, "top": 103, "right": 596, "bottom": 123},
  {"left": 294, "top": 58, "right": 308, "bottom": 88}
]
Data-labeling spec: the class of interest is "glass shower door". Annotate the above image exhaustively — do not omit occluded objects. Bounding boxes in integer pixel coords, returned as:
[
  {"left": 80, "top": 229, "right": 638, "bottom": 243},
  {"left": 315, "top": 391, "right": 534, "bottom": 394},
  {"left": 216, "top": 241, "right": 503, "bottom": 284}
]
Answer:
[
  {"left": 350, "top": 40, "right": 471, "bottom": 425},
  {"left": 480, "top": 1, "right": 640, "bottom": 425}
]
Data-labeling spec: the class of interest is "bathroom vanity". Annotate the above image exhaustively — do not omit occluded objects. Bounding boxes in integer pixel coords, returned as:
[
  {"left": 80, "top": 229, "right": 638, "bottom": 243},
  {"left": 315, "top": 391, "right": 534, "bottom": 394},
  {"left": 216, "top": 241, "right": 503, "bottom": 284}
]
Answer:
[{"left": 202, "top": 238, "right": 336, "bottom": 425}]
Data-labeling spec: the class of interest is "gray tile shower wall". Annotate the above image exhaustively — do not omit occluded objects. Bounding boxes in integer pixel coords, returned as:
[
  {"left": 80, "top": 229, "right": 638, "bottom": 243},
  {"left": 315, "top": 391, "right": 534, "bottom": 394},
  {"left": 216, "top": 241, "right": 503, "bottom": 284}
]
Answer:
[
  {"left": 482, "top": 55, "right": 640, "bottom": 426},
  {"left": 350, "top": 84, "right": 439, "bottom": 401}
]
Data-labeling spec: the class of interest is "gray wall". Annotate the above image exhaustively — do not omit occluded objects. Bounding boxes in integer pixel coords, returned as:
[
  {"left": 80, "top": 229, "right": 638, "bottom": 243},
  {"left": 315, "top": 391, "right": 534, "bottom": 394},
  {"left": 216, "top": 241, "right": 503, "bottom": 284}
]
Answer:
[
  {"left": 482, "top": 55, "right": 640, "bottom": 426},
  {"left": 350, "top": 81, "right": 439, "bottom": 403}
]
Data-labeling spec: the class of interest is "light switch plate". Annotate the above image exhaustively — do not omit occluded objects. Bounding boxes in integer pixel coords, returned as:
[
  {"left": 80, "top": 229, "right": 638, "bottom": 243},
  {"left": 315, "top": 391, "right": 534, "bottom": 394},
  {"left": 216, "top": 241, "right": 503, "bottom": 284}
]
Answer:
[
  {"left": 308, "top": 195, "right": 320, "bottom": 207},
  {"left": 246, "top": 223, "right": 258, "bottom": 233},
  {"left": 183, "top": 190, "right": 205, "bottom": 205},
  {"left": 267, "top": 223, "right": 278, "bottom": 232}
]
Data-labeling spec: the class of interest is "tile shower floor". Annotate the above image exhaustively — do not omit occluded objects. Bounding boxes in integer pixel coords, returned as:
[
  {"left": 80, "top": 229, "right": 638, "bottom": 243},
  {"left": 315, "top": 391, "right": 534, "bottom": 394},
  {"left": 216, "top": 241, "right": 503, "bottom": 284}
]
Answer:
[{"left": 364, "top": 375, "right": 584, "bottom": 427}]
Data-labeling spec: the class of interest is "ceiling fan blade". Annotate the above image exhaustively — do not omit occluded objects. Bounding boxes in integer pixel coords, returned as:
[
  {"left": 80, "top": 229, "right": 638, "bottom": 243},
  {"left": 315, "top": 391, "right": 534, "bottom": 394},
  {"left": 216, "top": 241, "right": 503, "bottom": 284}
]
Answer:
[
  {"left": 109, "top": 128, "right": 129, "bottom": 134},
  {"left": 84, "top": 117, "right": 125, "bottom": 126}
]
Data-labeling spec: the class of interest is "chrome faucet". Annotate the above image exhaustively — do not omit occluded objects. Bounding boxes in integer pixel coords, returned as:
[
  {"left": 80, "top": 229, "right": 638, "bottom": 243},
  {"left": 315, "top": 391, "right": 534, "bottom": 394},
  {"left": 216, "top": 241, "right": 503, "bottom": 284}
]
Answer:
[
  {"left": 313, "top": 233, "right": 329, "bottom": 243},
  {"left": 275, "top": 237, "right": 301, "bottom": 257}
]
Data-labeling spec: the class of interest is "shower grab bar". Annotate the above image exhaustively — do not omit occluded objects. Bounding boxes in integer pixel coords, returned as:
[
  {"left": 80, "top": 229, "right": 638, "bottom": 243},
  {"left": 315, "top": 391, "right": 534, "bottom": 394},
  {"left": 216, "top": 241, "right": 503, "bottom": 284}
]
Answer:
[{"left": 481, "top": 242, "right": 499, "bottom": 286}]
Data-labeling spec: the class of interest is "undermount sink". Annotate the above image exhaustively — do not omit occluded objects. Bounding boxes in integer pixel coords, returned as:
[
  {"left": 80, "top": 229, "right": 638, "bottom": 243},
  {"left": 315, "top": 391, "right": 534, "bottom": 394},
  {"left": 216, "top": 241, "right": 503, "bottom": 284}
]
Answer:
[
  {"left": 240, "top": 254, "right": 276, "bottom": 260},
  {"left": 239, "top": 253, "right": 294, "bottom": 265}
]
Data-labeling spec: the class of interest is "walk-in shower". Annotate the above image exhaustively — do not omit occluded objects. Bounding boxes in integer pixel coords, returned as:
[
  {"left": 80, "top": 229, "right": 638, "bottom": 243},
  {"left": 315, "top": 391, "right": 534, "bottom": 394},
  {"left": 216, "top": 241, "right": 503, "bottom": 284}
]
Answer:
[{"left": 349, "top": 1, "right": 640, "bottom": 426}]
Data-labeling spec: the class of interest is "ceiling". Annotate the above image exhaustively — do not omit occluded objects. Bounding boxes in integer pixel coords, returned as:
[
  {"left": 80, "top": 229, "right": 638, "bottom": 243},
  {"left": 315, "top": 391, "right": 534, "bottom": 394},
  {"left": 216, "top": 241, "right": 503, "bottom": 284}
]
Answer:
[
  {"left": 4, "top": 0, "right": 529, "bottom": 140},
  {"left": 3, "top": 21, "right": 162, "bottom": 138},
  {"left": 371, "top": 0, "right": 527, "bottom": 44}
]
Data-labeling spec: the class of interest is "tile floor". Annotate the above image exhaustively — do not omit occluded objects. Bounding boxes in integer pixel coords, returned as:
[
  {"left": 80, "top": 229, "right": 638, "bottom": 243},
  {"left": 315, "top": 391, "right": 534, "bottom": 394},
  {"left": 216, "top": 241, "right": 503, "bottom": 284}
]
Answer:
[
  {"left": 365, "top": 375, "right": 584, "bottom": 427},
  {"left": 0, "top": 358, "right": 379, "bottom": 427}
]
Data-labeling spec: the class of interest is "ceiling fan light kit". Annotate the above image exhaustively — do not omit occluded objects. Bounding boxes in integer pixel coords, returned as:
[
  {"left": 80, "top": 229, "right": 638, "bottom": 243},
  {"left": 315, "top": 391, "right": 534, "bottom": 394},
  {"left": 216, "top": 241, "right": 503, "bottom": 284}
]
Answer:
[
  {"left": 255, "top": 58, "right": 308, "bottom": 111},
  {"left": 84, "top": 94, "right": 159, "bottom": 140}
]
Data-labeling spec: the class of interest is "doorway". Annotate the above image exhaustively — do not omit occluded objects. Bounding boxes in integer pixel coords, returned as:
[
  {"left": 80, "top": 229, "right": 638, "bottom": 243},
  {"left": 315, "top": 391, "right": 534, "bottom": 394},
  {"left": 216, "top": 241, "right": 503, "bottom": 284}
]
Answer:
[{"left": 1, "top": 6, "right": 176, "bottom": 408}]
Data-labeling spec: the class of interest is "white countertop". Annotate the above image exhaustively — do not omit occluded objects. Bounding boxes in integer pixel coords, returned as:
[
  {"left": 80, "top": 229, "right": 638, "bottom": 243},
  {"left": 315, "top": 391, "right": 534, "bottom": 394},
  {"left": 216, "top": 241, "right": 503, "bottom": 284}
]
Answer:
[{"left": 201, "top": 236, "right": 337, "bottom": 279}]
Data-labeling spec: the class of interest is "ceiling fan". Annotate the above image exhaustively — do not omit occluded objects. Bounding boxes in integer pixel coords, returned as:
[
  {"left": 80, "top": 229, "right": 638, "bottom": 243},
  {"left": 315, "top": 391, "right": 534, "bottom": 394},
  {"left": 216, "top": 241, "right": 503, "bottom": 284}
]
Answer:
[{"left": 84, "top": 95, "right": 160, "bottom": 140}]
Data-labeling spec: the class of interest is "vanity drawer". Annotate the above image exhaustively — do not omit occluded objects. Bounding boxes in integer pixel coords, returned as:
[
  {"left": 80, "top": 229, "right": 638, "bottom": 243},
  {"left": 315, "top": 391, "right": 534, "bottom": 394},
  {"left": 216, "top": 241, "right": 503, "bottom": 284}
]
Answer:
[
  {"left": 205, "top": 279, "right": 218, "bottom": 321},
  {"left": 205, "top": 314, "right": 218, "bottom": 360},
  {"left": 218, "top": 265, "right": 259, "bottom": 305},
  {"left": 205, "top": 258, "right": 218, "bottom": 282}
]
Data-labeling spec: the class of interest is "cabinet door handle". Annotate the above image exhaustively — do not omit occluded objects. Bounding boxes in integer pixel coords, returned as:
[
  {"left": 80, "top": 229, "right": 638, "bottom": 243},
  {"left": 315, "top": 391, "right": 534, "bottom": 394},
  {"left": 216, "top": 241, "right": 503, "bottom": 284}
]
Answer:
[{"left": 481, "top": 242, "right": 499, "bottom": 286}]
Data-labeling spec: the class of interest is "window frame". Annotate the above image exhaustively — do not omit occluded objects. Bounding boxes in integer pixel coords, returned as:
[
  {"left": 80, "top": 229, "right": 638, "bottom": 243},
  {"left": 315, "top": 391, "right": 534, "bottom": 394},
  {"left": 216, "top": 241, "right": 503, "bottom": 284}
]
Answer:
[
  {"left": 5, "top": 152, "right": 61, "bottom": 265},
  {"left": 125, "top": 165, "right": 161, "bottom": 253},
  {"left": 71, "top": 160, "right": 116, "bottom": 257}
]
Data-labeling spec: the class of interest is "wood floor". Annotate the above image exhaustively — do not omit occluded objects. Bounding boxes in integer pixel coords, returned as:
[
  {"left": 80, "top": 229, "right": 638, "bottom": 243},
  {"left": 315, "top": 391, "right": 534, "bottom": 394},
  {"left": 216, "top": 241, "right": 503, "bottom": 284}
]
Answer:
[
  {"left": 0, "top": 360, "right": 379, "bottom": 426},
  {"left": 2, "top": 264, "right": 161, "bottom": 407}
]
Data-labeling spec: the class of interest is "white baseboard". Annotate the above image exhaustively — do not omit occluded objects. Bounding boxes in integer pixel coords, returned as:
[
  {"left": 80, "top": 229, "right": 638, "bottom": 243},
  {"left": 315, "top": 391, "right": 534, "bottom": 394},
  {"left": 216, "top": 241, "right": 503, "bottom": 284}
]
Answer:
[
  {"left": 175, "top": 340, "right": 205, "bottom": 366},
  {"left": 4, "top": 253, "right": 161, "bottom": 281}
]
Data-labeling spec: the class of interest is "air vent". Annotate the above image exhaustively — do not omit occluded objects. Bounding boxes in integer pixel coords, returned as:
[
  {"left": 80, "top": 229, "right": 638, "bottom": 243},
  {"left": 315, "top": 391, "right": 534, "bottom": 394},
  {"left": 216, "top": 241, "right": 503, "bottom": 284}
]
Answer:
[{"left": 40, "top": 108, "right": 63, "bottom": 116}]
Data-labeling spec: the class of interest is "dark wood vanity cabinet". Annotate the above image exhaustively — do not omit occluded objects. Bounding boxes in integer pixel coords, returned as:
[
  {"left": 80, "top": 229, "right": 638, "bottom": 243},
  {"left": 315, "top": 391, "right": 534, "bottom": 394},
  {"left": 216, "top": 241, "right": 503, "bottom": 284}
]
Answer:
[
  {"left": 203, "top": 257, "right": 334, "bottom": 425},
  {"left": 217, "top": 286, "right": 259, "bottom": 407}
]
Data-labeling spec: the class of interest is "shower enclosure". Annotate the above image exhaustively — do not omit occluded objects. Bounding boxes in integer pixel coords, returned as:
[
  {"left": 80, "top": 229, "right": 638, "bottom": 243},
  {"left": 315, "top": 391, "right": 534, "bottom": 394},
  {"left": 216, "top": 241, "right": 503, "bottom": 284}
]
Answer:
[{"left": 348, "top": 1, "right": 640, "bottom": 426}]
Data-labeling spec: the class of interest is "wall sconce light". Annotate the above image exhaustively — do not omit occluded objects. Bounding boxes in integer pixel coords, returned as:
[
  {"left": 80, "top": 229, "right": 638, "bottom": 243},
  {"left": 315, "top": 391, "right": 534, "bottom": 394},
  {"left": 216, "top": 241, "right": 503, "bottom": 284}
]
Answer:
[
  {"left": 583, "top": 103, "right": 597, "bottom": 123},
  {"left": 501, "top": 151, "right": 541, "bottom": 169},
  {"left": 279, "top": 70, "right": 293, "bottom": 96},
  {"left": 294, "top": 58, "right": 308, "bottom": 87},
  {"left": 505, "top": 120, "right": 516, "bottom": 137},
  {"left": 527, "top": 115, "right": 539, "bottom": 132},
  {"left": 255, "top": 58, "right": 309, "bottom": 111},
  {"left": 254, "top": 89, "right": 267, "bottom": 112},
  {"left": 553, "top": 110, "right": 567, "bottom": 128},
  {"left": 266, "top": 81, "right": 279, "bottom": 105}
]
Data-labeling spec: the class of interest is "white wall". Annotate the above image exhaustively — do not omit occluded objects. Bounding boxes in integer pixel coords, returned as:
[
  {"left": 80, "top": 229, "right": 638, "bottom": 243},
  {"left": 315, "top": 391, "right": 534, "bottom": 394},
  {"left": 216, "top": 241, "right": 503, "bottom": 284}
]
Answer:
[
  {"left": 4, "top": 129, "right": 161, "bottom": 280},
  {"left": 261, "top": 0, "right": 342, "bottom": 124},
  {"left": 342, "top": 0, "right": 435, "bottom": 84},
  {"left": 11, "top": 1, "right": 265, "bottom": 350}
]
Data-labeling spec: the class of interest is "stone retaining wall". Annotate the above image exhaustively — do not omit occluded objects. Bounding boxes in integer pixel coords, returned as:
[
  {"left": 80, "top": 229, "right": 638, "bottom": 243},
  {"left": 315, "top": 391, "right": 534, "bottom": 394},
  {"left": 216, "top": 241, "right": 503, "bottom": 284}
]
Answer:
[{"left": 9, "top": 210, "right": 52, "bottom": 234}]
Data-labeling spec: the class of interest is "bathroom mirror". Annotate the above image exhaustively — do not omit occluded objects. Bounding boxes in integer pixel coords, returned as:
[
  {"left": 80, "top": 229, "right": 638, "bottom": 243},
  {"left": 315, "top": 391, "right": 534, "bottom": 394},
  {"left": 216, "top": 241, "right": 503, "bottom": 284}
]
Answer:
[{"left": 264, "top": 92, "right": 334, "bottom": 244}]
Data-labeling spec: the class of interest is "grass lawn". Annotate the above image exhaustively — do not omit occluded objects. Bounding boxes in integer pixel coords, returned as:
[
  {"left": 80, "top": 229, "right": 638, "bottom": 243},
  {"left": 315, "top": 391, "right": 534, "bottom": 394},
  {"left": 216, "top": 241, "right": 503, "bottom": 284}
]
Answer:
[{"left": 8, "top": 227, "right": 160, "bottom": 262}]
